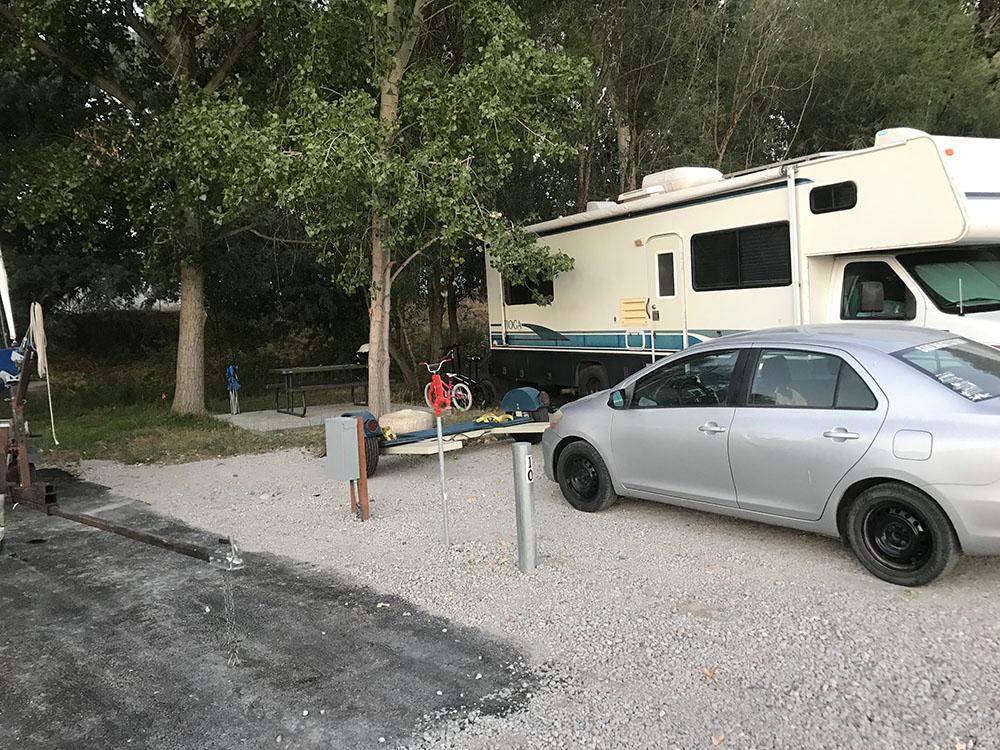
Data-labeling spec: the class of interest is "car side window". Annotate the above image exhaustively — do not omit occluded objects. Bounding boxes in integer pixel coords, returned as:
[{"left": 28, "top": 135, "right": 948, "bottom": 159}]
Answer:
[
  {"left": 749, "top": 349, "right": 877, "bottom": 409},
  {"left": 834, "top": 363, "right": 878, "bottom": 409},
  {"left": 631, "top": 350, "right": 740, "bottom": 408}
]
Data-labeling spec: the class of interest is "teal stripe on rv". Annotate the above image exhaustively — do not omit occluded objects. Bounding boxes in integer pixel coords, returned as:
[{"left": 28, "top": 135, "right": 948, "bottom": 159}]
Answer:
[{"left": 490, "top": 329, "right": 745, "bottom": 351}]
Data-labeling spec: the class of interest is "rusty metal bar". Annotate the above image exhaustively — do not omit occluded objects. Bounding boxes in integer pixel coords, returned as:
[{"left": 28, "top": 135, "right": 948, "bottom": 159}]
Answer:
[
  {"left": 355, "top": 416, "right": 370, "bottom": 522},
  {"left": 48, "top": 508, "right": 213, "bottom": 563}
]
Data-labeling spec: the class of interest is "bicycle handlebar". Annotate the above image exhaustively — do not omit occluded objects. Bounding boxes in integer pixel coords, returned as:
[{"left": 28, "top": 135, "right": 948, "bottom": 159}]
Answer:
[{"left": 420, "top": 356, "right": 452, "bottom": 374}]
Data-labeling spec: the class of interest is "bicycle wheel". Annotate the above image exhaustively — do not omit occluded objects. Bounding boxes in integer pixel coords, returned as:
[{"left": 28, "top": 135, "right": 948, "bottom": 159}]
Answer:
[
  {"left": 452, "top": 382, "right": 473, "bottom": 412},
  {"left": 475, "top": 379, "right": 498, "bottom": 407},
  {"left": 424, "top": 382, "right": 434, "bottom": 408}
]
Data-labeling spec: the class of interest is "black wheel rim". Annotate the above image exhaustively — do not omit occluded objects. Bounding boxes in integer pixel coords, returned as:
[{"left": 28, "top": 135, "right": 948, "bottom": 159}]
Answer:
[
  {"left": 862, "top": 501, "right": 933, "bottom": 572},
  {"left": 566, "top": 455, "right": 599, "bottom": 501}
]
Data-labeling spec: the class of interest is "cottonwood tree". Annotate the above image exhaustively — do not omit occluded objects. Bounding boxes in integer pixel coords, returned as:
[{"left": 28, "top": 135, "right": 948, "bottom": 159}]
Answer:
[
  {"left": 0, "top": 0, "right": 299, "bottom": 414},
  {"left": 265, "top": 1, "right": 584, "bottom": 416}
]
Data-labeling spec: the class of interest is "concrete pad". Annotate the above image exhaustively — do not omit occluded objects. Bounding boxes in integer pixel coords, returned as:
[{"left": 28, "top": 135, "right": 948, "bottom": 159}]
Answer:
[{"left": 214, "top": 402, "right": 427, "bottom": 433}]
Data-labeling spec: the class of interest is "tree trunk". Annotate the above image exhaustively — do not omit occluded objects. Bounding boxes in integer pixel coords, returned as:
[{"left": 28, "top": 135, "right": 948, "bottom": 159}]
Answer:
[
  {"left": 616, "top": 116, "right": 638, "bottom": 195},
  {"left": 576, "top": 146, "right": 591, "bottom": 212},
  {"left": 366, "top": 0, "right": 427, "bottom": 417},
  {"left": 367, "top": 215, "right": 393, "bottom": 417},
  {"left": 388, "top": 339, "right": 419, "bottom": 394},
  {"left": 428, "top": 272, "right": 443, "bottom": 361},
  {"left": 172, "top": 261, "right": 206, "bottom": 414},
  {"left": 447, "top": 272, "right": 460, "bottom": 345}
]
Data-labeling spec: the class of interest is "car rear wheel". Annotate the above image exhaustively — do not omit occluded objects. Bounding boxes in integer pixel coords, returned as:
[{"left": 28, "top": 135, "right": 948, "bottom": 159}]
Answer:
[
  {"left": 846, "top": 483, "right": 959, "bottom": 587},
  {"left": 556, "top": 441, "right": 618, "bottom": 513}
]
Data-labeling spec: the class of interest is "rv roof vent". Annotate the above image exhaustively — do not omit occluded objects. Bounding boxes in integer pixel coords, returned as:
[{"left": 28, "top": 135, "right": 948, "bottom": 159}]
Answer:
[
  {"left": 642, "top": 167, "right": 723, "bottom": 193},
  {"left": 586, "top": 200, "right": 617, "bottom": 212}
]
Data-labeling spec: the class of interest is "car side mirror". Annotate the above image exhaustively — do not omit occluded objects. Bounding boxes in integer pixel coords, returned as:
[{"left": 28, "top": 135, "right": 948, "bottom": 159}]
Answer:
[
  {"left": 860, "top": 281, "right": 885, "bottom": 313},
  {"left": 608, "top": 389, "right": 627, "bottom": 409}
]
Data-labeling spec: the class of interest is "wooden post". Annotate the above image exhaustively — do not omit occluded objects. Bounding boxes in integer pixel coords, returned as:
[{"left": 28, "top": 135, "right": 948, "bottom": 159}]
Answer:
[{"left": 355, "top": 417, "right": 370, "bottom": 522}]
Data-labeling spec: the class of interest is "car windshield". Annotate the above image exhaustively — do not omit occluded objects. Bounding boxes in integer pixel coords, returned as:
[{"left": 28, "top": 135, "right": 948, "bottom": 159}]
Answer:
[
  {"left": 898, "top": 247, "right": 1000, "bottom": 314},
  {"left": 896, "top": 337, "right": 1000, "bottom": 402}
]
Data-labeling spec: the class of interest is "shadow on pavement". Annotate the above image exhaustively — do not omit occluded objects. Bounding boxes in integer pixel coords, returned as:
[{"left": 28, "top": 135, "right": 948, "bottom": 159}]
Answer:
[{"left": 0, "top": 470, "right": 532, "bottom": 749}]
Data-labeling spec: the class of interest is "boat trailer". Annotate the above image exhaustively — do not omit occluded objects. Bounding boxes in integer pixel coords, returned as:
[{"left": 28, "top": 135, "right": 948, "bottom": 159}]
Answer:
[{"left": 346, "top": 387, "right": 551, "bottom": 478}]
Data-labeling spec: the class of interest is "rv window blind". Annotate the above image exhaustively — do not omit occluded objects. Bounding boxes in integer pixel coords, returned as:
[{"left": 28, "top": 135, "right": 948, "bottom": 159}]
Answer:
[
  {"left": 691, "top": 221, "right": 791, "bottom": 291},
  {"left": 657, "top": 253, "right": 676, "bottom": 296},
  {"left": 739, "top": 224, "right": 793, "bottom": 287},
  {"left": 504, "top": 277, "right": 554, "bottom": 306},
  {"left": 810, "top": 181, "right": 857, "bottom": 214},
  {"left": 691, "top": 231, "right": 739, "bottom": 290}
]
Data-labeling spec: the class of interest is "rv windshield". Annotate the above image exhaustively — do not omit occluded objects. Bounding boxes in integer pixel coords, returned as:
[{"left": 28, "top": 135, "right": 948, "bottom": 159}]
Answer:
[{"left": 898, "top": 247, "right": 1000, "bottom": 314}]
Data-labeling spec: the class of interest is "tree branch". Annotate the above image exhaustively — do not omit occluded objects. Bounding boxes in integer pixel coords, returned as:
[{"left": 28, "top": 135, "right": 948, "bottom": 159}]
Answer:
[
  {"left": 0, "top": 4, "right": 140, "bottom": 113},
  {"left": 390, "top": 235, "right": 438, "bottom": 283},
  {"left": 204, "top": 17, "right": 263, "bottom": 94},
  {"left": 122, "top": 2, "right": 169, "bottom": 62},
  {"left": 249, "top": 229, "right": 325, "bottom": 245}
]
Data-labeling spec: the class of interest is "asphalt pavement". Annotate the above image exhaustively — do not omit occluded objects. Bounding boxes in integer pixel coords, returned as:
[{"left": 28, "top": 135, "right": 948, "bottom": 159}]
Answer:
[{"left": 0, "top": 471, "right": 531, "bottom": 749}]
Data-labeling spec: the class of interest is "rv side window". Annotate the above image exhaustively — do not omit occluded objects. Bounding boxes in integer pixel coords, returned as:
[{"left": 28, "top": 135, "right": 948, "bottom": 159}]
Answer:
[
  {"left": 504, "top": 277, "right": 554, "bottom": 306},
  {"left": 691, "top": 222, "right": 791, "bottom": 292},
  {"left": 841, "top": 261, "right": 915, "bottom": 320},
  {"left": 810, "top": 182, "right": 857, "bottom": 214},
  {"left": 657, "top": 253, "right": 675, "bottom": 297}
]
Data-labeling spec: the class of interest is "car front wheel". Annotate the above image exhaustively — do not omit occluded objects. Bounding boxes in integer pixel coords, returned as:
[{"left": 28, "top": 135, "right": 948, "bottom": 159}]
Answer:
[
  {"left": 556, "top": 441, "right": 618, "bottom": 513},
  {"left": 846, "top": 482, "right": 960, "bottom": 587}
]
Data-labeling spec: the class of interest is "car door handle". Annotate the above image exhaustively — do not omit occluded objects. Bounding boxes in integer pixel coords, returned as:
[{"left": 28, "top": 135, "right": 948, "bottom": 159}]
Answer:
[
  {"left": 699, "top": 421, "right": 727, "bottom": 435},
  {"left": 823, "top": 428, "right": 860, "bottom": 441}
]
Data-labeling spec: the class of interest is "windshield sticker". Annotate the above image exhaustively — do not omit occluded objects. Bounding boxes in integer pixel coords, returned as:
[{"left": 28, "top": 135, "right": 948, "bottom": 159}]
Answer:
[
  {"left": 935, "top": 371, "right": 995, "bottom": 401},
  {"left": 915, "top": 338, "right": 966, "bottom": 352}
]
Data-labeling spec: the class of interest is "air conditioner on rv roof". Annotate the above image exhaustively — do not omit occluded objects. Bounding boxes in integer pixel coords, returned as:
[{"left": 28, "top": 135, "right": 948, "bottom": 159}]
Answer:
[{"left": 618, "top": 166, "right": 724, "bottom": 203}]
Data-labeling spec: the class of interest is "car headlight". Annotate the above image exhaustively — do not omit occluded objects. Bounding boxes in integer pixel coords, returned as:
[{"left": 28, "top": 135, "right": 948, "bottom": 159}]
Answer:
[{"left": 548, "top": 409, "right": 564, "bottom": 428}]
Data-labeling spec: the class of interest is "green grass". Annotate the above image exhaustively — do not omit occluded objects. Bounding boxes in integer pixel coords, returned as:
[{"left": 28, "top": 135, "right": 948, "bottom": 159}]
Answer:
[
  {"left": 27, "top": 387, "right": 491, "bottom": 467},
  {"left": 28, "top": 402, "right": 323, "bottom": 466}
]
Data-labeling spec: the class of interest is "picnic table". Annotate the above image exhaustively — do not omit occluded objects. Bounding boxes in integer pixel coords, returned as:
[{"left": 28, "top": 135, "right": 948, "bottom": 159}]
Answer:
[{"left": 267, "top": 364, "right": 367, "bottom": 417}]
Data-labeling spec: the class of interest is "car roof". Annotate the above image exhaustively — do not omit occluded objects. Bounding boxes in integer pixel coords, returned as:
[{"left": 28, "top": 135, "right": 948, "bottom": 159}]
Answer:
[{"left": 713, "top": 324, "right": 953, "bottom": 354}]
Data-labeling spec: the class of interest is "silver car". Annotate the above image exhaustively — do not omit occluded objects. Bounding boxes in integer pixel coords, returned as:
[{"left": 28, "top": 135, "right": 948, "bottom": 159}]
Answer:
[{"left": 543, "top": 324, "right": 1000, "bottom": 586}]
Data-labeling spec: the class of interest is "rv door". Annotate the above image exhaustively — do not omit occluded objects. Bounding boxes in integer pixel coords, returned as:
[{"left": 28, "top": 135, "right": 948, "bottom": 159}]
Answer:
[{"left": 646, "top": 234, "right": 687, "bottom": 355}]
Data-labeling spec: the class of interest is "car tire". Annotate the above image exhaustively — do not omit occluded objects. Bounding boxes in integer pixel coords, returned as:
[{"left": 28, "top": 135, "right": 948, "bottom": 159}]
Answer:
[
  {"left": 845, "top": 482, "right": 960, "bottom": 587},
  {"left": 577, "top": 365, "right": 609, "bottom": 396},
  {"left": 556, "top": 440, "right": 618, "bottom": 513}
]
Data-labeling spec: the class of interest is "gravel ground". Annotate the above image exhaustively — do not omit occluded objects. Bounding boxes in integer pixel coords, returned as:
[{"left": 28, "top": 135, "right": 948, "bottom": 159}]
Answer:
[{"left": 81, "top": 444, "right": 1000, "bottom": 749}]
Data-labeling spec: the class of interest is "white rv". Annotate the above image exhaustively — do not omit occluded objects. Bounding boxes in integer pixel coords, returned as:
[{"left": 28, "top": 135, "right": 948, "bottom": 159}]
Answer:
[{"left": 486, "top": 128, "right": 1000, "bottom": 394}]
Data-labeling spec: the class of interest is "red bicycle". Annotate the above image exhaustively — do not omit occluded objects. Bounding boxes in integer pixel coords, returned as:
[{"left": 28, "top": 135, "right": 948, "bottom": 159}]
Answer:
[{"left": 422, "top": 355, "right": 473, "bottom": 413}]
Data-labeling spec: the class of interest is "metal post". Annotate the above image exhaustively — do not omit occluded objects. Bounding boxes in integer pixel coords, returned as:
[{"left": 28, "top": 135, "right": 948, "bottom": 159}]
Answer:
[
  {"left": 437, "top": 415, "right": 450, "bottom": 548},
  {"left": 354, "top": 417, "right": 370, "bottom": 522},
  {"left": 511, "top": 442, "right": 537, "bottom": 574}
]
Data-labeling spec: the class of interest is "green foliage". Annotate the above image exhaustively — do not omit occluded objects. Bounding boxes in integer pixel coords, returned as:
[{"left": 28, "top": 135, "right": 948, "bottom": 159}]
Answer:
[{"left": 258, "top": 0, "right": 586, "bottom": 299}]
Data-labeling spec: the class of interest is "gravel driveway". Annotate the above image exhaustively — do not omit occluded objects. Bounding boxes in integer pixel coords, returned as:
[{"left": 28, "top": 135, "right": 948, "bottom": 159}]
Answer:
[{"left": 79, "top": 443, "right": 1000, "bottom": 749}]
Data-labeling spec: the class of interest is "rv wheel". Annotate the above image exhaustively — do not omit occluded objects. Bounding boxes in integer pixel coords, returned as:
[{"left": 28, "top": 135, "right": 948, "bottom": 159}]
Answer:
[{"left": 578, "top": 365, "right": 609, "bottom": 396}]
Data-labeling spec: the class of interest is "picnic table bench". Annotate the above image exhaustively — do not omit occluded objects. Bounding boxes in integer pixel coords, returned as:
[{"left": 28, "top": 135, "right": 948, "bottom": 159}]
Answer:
[{"left": 267, "top": 364, "right": 367, "bottom": 417}]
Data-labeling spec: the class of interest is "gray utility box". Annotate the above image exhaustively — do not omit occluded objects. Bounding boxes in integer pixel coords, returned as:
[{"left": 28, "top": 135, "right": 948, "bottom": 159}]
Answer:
[{"left": 325, "top": 417, "right": 360, "bottom": 481}]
